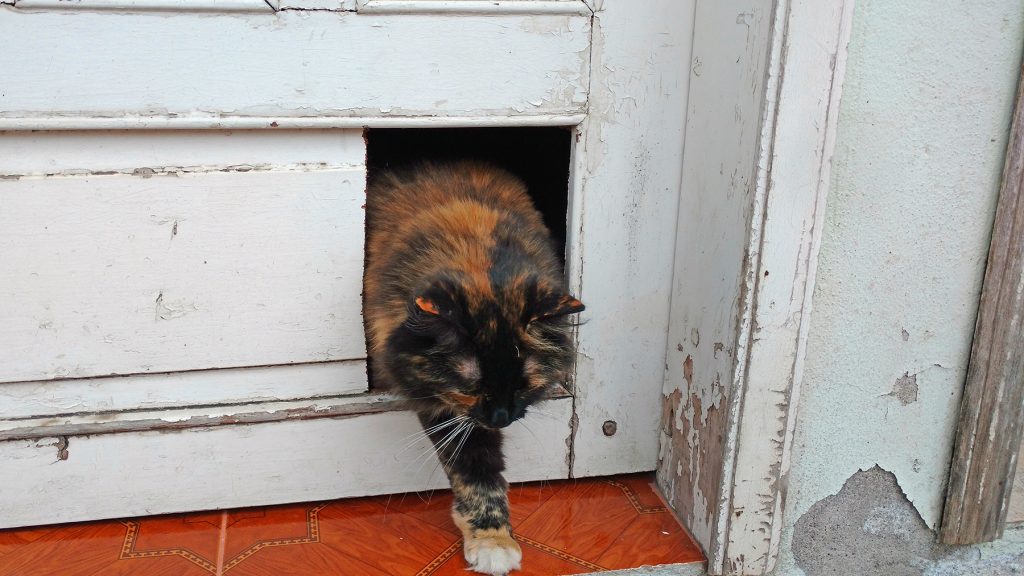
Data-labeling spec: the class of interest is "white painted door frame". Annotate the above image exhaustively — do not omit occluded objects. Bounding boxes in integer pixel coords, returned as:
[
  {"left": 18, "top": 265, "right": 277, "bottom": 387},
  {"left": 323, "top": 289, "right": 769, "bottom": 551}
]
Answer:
[{"left": 659, "top": 0, "right": 855, "bottom": 574}]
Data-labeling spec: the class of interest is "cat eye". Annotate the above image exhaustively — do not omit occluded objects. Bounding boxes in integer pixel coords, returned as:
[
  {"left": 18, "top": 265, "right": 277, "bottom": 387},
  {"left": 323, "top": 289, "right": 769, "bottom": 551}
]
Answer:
[{"left": 415, "top": 296, "right": 441, "bottom": 315}]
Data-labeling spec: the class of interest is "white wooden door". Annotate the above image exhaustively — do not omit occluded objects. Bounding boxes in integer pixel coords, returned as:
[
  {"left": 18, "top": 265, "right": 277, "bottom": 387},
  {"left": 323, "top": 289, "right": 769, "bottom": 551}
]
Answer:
[{"left": 0, "top": 0, "right": 692, "bottom": 528}]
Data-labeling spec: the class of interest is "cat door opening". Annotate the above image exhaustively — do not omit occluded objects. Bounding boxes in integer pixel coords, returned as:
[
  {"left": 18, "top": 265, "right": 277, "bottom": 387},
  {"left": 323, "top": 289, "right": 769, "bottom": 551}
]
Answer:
[
  {"left": 365, "top": 127, "right": 573, "bottom": 260},
  {"left": 363, "top": 126, "right": 575, "bottom": 391}
]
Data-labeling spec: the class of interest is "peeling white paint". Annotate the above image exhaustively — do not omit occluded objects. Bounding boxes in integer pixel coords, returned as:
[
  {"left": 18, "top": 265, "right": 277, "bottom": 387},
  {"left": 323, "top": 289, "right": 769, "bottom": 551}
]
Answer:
[
  {"left": 0, "top": 401, "right": 574, "bottom": 528},
  {"left": 567, "top": 0, "right": 694, "bottom": 478},
  {"left": 774, "top": 0, "right": 1024, "bottom": 573},
  {"left": 14, "top": 0, "right": 276, "bottom": 11}
]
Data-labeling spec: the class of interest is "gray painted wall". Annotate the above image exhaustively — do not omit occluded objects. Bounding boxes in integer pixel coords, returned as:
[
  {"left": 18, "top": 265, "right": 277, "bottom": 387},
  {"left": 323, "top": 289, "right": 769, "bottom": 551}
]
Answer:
[{"left": 772, "top": 0, "right": 1024, "bottom": 575}]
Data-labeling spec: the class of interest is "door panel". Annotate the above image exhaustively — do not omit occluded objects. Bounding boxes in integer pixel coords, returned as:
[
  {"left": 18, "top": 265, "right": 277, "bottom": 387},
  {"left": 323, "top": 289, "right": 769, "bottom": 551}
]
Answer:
[
  {"left": 0, "top": 1, "right": 598, "bottom": 529},
  {"left": 0, "top": 11, "right": 590, "bottom": 124},
  {"left": 0, "top": 397, "right": 573, "bottom": 528},
  {"left": 14, "top": 0, "right": 277, "bottom": 11},
  {"left": 0, "top": 361, "right": 367, "bottom": 420},
  {"left": 0, "top": 130, "right": 363, "bottom": 175},
  {"left": 0, "top": 168, "right": 367, "bottom": 382}
]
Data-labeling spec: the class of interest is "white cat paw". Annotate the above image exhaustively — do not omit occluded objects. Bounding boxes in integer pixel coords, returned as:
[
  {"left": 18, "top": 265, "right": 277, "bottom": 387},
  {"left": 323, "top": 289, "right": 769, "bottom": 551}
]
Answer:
[{"left": 463, "top": 535, "right": 522, "bottom": 575}]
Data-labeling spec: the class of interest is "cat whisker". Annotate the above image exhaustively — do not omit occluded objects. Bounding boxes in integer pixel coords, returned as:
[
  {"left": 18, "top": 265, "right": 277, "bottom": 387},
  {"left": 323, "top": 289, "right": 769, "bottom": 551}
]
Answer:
[
  {"left": 395, "top": 415, "right": 468, "bottom": 455},
  {"left": 402, "top": 393, "right": 443, "bottom": 401},
  {"left": 446, "top": 421, "right": 475, "bottom": 469},
  {"left": 426, "top": 420, "right": 475, "bottom": 488},
  {"left": 418, "top": 415, "right": 469, "bottom": 437},
  {"left": 413, "top": 419, "right": 469, "bottom": 473},
  {"left": 522, "top": 408, "right": 561, "bottom": 422},
  {"left": 414, "top": 426, "right": 461, "bottom": 465},
  {"left": 413, "top": 423, "right": 469, "bottom": 482},
  {"left": 404, "top": 427, "right": 457, "bottom": 469},
  {"left": 516, "top": 419, "right": 542, "bottom": 445},
  {"left": 423, "top": 420, "right": 475, "bottom": 496}
]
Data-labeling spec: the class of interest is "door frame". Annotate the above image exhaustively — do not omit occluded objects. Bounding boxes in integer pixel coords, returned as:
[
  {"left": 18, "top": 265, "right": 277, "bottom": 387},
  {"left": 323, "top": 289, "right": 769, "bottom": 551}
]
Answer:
[
  {"left": 939, "top": 60, "right": 1024, "bottom": 546},
  {"left": 657, "top": 0, "right": 856, "bottom": 574}
]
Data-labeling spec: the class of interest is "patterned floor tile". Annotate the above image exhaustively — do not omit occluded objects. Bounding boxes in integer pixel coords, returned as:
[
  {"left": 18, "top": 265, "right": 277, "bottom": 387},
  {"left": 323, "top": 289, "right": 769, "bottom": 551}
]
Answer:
[{"left": 0, "top": 473, "right": 703, "bottom": 576}]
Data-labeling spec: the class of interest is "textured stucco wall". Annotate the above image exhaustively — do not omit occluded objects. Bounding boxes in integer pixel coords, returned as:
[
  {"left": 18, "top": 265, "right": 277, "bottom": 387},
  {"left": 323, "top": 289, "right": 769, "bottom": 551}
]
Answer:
[{"left": 773, "top": 0, "right": 1024, "bottom": 575}]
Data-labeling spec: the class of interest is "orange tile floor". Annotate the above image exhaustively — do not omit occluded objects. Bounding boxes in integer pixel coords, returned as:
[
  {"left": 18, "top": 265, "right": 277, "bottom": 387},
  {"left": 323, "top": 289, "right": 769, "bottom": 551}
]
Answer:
[{"left": 0, "top": 473, "right": 703, "bottom": 576}]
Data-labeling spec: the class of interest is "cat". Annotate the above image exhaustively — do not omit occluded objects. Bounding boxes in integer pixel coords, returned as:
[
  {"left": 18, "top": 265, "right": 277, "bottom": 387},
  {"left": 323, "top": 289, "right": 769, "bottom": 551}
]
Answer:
[{"left": 364, "top": 161, "right": 584, "bottom": 575}]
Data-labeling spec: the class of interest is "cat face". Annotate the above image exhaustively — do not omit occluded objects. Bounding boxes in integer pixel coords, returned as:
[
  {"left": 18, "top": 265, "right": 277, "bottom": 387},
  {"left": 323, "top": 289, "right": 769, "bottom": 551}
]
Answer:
[{"left": 383, "top": 274, "right": 584, "bottom": 429}]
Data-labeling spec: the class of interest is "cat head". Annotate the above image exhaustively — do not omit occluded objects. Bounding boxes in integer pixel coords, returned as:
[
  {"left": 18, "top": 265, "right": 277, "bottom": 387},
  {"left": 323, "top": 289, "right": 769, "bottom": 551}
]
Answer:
[{"left": 383, "top": 272, "right": 584, "bottom": 429}]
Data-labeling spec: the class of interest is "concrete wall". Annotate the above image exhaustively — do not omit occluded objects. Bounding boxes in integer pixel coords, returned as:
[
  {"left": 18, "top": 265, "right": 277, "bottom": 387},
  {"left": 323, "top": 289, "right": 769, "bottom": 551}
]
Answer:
[{"left": 773, "top": 1, "right": 1024, "bottom": 575}]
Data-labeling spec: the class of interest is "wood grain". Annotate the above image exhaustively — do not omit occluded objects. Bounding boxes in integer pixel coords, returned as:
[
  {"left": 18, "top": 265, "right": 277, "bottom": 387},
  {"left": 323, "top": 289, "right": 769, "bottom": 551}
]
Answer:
[{"left": 940, "top": 62, "right": 1024, "bottom": 545}]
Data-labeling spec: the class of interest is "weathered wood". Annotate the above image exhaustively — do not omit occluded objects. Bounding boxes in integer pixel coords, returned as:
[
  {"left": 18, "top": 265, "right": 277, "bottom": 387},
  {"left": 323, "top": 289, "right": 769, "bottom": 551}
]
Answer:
[
  {"left": 0, "top": 168, "right": 367, "bottom": 382},
  {"left": 279, "top": 0, "right": 357, "bottom": 11},
  {"left": 659, "top": 1, "right": 776, "bottom": 560},
  {"left": 0, "top": 11, "right": 589, "bottom": 126},
  {"left": 0, "top": 394, "right": 399, "bottom": 441},
  {"left": 0, "top": 2, "right": 592, "bottom": 532},
  {"left": 356, "top": 0, "right": 589, "bottom": 15},
  {"left": 0, "top": 383, "right": 571, "bottom": 440},
  {"left": 14, "top": 0, "right": 276, "bottom": 11},
  {"left": 0, "top": 396, "right": 574, "bottom": 528},
  {"left": 658, "top": 0, "right": 855, "bottom": 573},
  {"left": 0, "top": 361, "right": 369, "bottom": 420},
  {"left": 0, "top": 129, "right": 364, "bottom": 175},
  {"left": 566, "top": 0, "right": 694, "bottom": 480},
  {"left": 719, "top": 2, "right": 855, "bottom": 573},
  {"left": 0, "top": 114, "right": 589, "bottom": 131},
  {"left": 940, "top": 61, "right": 1024, "bottom": 545}
]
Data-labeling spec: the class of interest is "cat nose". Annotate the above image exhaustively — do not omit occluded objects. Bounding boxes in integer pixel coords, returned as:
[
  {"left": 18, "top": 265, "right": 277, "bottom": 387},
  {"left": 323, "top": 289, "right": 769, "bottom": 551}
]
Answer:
[{"left": 488, "top": 408, "right": 511, "bottom": 428}]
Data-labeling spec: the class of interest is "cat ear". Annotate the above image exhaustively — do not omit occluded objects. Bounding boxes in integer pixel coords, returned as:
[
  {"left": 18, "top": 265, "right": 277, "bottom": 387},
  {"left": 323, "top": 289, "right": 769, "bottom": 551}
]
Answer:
[
  {"left": 535, "top": 294, "right": 585, "bottom": 320},
  {"left": 415, "top": 296, "right": 441, "bottom": 315}
]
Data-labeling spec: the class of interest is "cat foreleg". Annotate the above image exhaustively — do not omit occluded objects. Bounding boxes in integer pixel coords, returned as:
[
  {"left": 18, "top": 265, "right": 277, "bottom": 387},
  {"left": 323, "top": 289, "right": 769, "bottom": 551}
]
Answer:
[{"left": 420, "top": 413, "right": 522, "bottom": 576}]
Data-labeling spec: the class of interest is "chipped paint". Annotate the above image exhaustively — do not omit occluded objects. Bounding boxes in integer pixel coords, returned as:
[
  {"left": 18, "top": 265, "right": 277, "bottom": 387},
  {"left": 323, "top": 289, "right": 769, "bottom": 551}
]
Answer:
[
  {"left": 793, "top": 466, "right": 1024, "bottom": 576},
  {"left": 885, "top": 372, "right": 919, "bottom": 406},
  {"left": 660, "top": 347, "right": 728, "bottom": 547},
  {"left": 55, "top": 436, "right": 69, "bottom": 461},
  {"left": 772, "top": 0, "right": 1024, "bottom": 573},
  {"left": 0, "top": 162, "right": 351, "bottom": 180},
  {"left": 154, "top": 292, "right": 198, "bottom": 321},
  {"left": 658, "top": 1, "right": 858, "bottom": 572},
  {"left": 566, "top": 0, "right": 694, "bottom": 483}
]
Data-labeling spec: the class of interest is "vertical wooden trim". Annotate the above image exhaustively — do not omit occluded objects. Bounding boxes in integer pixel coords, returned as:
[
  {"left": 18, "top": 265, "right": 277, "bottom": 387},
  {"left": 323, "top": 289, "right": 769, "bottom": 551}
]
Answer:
[
  {"left": 714, "top": 1, "right": 855, "bottom": 574},
  {"left": 940, "top": 61, "right": 1024, "bottom": 545},
  {"left": 658, "top": 0, "right": 853, "bottom": 573}
]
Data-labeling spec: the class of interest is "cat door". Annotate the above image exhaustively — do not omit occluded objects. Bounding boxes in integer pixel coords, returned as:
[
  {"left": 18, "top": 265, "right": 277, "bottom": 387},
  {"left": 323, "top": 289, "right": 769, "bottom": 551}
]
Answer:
[{"left": 365, "top": 127, "right": 573, "bottom": 263}]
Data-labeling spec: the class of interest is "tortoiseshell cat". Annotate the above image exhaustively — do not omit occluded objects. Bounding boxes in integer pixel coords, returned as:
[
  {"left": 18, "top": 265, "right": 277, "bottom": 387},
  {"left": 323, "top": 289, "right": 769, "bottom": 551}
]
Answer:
[{"left": 364, "top": 162, "right": 584, "bottom": 575}]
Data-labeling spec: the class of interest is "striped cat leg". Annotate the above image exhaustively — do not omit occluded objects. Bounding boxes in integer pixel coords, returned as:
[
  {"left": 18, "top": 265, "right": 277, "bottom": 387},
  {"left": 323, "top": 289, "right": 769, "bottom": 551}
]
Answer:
[{"left": 420, "top": 413, "right": 522, "bottom": 575}]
